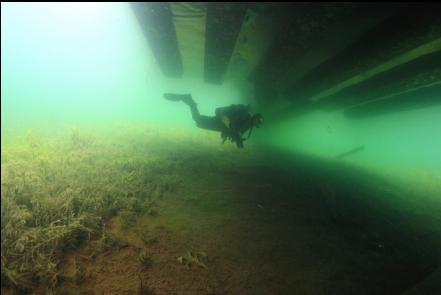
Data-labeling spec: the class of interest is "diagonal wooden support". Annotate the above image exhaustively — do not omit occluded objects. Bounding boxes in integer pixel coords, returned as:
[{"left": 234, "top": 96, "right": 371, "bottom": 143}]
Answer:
[{"left": 284, "top": 8, "right": 441, "bottom": 102}]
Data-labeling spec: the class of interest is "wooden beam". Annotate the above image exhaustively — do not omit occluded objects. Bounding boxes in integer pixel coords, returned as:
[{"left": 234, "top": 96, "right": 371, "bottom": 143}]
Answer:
[
  {"left": 225, "top": 5, "right": 284, "bottom": 84},
  {"left": 344, "top": 81, "right": 441, "bottom": 119},
  {"left": 310, "top": 38, "right": 441, "bottom": 102},
  {"left": 284, "top": 7, "right": 441, "bottom": 102},
  {"left": 170, "top": 3, "right": 206, "bottom": 79},
  {"left": 249, "top": 4, "right": 391, "bottom": 96},
  {"left": 276, "top": 5, "right": 396, "bottom": 91},
  {"left": 319, "top": 50, "right": 441, "bottom": 110},
  {"left": 131, "top": 2, "right": 183, "bottom": 78},
  {"left": 204, "top": 3, "right": 247, "bottom": 84}
]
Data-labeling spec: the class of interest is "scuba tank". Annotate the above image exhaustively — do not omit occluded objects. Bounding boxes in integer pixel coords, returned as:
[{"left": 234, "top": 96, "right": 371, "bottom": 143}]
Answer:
[{"left": 216, "top": 104, "right": 253, "bottom": 148}]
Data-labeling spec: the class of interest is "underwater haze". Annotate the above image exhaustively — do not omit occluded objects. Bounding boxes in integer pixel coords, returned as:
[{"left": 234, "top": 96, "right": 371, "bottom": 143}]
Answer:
[
  {"left": 1, "top": 3, "right": 441, "bottom": 295},
  {"left": 1, "top": 3, "right": 244, "bottom": 134}
]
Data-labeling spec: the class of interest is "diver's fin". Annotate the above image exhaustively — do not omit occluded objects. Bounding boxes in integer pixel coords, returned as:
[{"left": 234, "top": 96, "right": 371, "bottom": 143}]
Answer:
[
  {"left": 163, "top": 93, "right": 191, "bottom": 102},
  {"left": 163, "top": 93, "right": 196, "bottom": 107}
]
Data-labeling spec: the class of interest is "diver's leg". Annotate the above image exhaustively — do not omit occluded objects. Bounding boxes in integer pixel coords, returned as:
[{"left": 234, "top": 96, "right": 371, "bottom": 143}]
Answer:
[
  {"left": 163, "top": 93, "right": 203, "bottom": 125},
  {"left": 196, "top": 116, "right": 224, "bottom": 131},
  {"left": 183, "top": 101, "right": 223, "bottom": 131},
  {"left": 183, "top": 98, "right": 200, "bottom": 121},
  {"left": 187, "top": 103, "right": 222, "bottom": 131},
  {"left": 163, "top": 93, "right": 223, "bottom": 131}
]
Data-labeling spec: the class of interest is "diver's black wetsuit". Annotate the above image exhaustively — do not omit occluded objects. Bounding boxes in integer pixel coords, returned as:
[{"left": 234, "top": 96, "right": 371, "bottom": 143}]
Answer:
[
  {"left": 164, "top": 93, "right": 257, "bottom": 148},
  {"left": 186, "top": 99, "right": 224, "bottom": 131}
]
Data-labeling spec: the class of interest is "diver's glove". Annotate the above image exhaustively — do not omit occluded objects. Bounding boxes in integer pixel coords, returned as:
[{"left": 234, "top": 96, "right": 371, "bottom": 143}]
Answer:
[
  {"left": 235, "top": 138, "right": 244, "bottom": 148},
  {"left": 221, "top": 130, "right": 245, "bottom": 148}
]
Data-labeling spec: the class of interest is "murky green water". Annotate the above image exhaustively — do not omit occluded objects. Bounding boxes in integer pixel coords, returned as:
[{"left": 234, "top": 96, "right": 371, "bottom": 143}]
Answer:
[{"left": 2, "top": 3, "right": 440, "bottom": 295}]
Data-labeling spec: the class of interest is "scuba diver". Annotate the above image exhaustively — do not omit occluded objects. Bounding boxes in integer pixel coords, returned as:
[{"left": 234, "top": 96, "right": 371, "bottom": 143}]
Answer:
[{"left": 163, "top": 93, "right": 263, "bottom": 148}]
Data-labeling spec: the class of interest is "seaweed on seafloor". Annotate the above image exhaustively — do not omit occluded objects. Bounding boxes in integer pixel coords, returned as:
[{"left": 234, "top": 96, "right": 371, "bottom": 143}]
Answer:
[
  {"left": 141, "top": 203, "right": 158, "bottom": 217},
  {"left": 70, "top": 128, "right": 94, "bottom": 150},
  {"left": 138, "top": 273, "right": 156, "bottom": 295},
  {"left": 177, "top": 251, "right": 208, "bottom": 269},
  {"left": 204, "top": 288, "right": 228, "bottom": 295},
  {"left": 139, "top": 232, "right": 158, "bottom": 247},
  {"left": 1, "top": 126, "right": 197, "bottom": 292},
  {"left": 1, "top": 131, "right": 99, "bottom": 291},
  {"left": 46, "top": 287, "right": 62, "bottom": 295},
  {"left": 73, "top": 258, "right": 84, "bottom": 285},
  {"left": 119, "top": 209, "right": 137, "bottom": 229},
  {"left": 99, "top": 226, "right": 127, "bottom": 253},
  {"left": 1, "top": 214, "right": 95, "bottom": 287},
  {"left": 138, "top": 249, "right": 153, "bottom": 270},
  {"left": 118, "top": 195, "right": 159, "bottom": 227}
]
